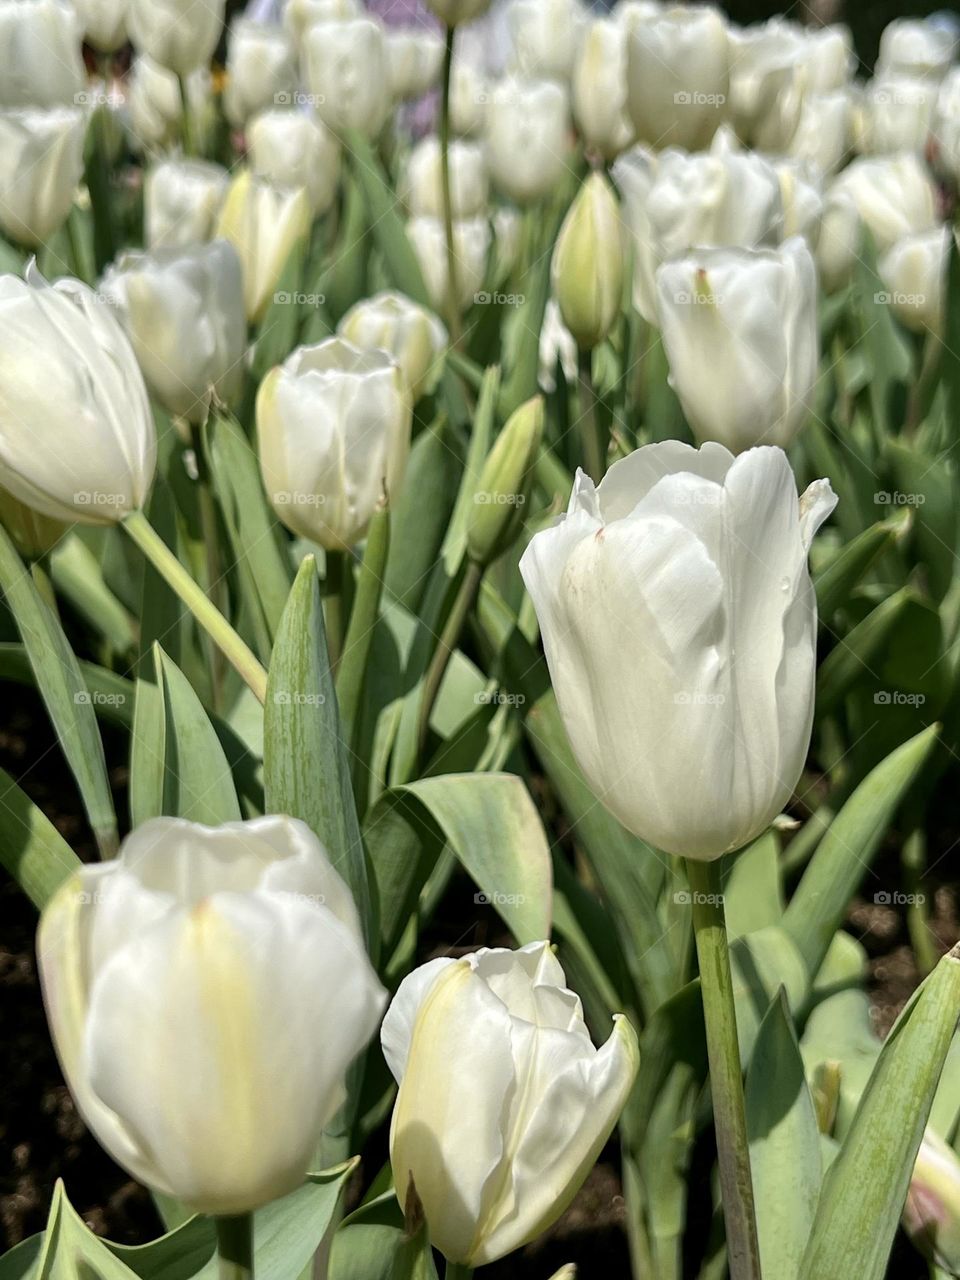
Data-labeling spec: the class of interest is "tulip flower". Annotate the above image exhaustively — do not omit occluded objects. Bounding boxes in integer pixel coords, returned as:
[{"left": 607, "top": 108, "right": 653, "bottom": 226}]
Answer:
[
  {"left": 216, "top": 170, "right": 311, "bottom": 324},
  {"left": 727, "top": 22, "right": 806, "bottom": 152},
  {"left": 933, "top": 68, "right": 960, "bottom": 182},
  {"left": 144, "top": 157, "right": 229, "bottom": 250},
  {"left": 520, "top": 441, "right": 836, "bottom": 859},
  {"left": 223, "top": 19, "right": 296, "bottom": 129},
  {"left": 127, "top": 0, "right": 226, "bottom": 78},
  {"left": 303, "top": 18, "right": 391, "bottom": 139},
  {"left": 0, "top": 266, "right": 156, "bottom": 524},
  {"left": 407, "top": 214, "right": 491, "bottom": 315},
  {"left": 877, "top": 18, "right": 956, "bottom": 82},
  {"left": 573, "top": 18, "right": 634, "bottom": 161},
  {"left": 467, "top": 397, "right": 544, "bottom": 567},
  {"left": 552, "top": 172, "right": 625, "bottom": 351},
  {"left": 878, "top": 227, "right": 949, "bottom": 337},
  {"left": 903, "top": 1130, "right": 960, "bottom": 1274},
  {"left": 788, "top": 89, "right": 854, "bottom": 178},
  {"left": 0, "top": 0, "right": 85, "bottom": 109},
  {"left": 0, "top": 107, "right": 84, "bottom": 249},
  {"left": 381, "top": 941, "right": 638, "bottom": 1266},
  {"left": 772, "top": 159, "right": 824, "bottom": 244},
  {"left": 485, "top": 76, "right": 572, "bottom": 206},
  {"left": 257, "top": 338, "right": 412, "bottom": 550},
  {"left": 247, "top": 109, "right": 341, "bottom": 218},
  {"left": 128, "top": 58, "right": 211, "bottom": 154},
  {"left": 859, "top": 76, "right": 935, "bottom": 155},
  {"left": 100, "top": 240, "right": 247, "bottom": 424},
  {"left": 38, "top": 815, "right": 386, "bottom": 1216},
  {"left": 338, "top": 291, "right": 447, "bottom": 402},
  {"left": 796, "top": 22, "right": 855, "bottom": 93},
  {"left": 71, "top": 0, "right": 127, "bottom": 52},
  {"left": 402, "top": 136, "right": 488, "bottom": 220},
  {"left": 626, "top": 5, "right": 730, "bottom": 152},
  {"left": 656, "top": 238, "right": 819, "bottom": 454},
  {"left": 284, "top": 0, "right": 361, "bottom": 41},
  {"left": 509, "top": 0, "right": 588, "bottom": 82},
  {"left": 450, "top": 58, "right": 488, "bottom": 136},
  {"left": 386, "top": 29, "right": 445, "bottom": 102}
]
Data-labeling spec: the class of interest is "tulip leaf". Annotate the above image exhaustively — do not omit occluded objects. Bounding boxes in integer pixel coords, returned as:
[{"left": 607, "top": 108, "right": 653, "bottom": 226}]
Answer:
[
  {"left": 337, "top": 504, "right": 390, "bottom": 755},
  {"left": 746, "top": 990, "right": 822, "bottom": 1280},
  {"left": 813, "top": 510, "right": 910, "bottom": 622},
  {"left": 783, "top": 724, "right": 940, "bottom": 977},
  {"left": 729, "top": 926, "right": 809, "bottom": 1064},
  {"left": 0, "top": 1236, "right": 42, "bottom": 1280},
  {"left": 815, "top": 585, "right": 915, "bottom": 714},
  {"left": 721, "top": 831, "right": 783, "bottom": 941},
  {"left": 800, "top": 986, "right": 880, "bottom": 1142},
  {"left": 0, "top": 645, "right": 134, "bottom": 728},
  {"left": 0, "top": 522, "right": 118, "bottom": 855},
  {"left": 32, "top": 1181, "right": 142, "bottom": 1280},
  {"left": 0, "top": 767, "right": 81, "bottom": 909},
  {"left": 330, "top": 1192, "right": 439, "bottom": 1280},
  {"left": 48, "top": 533, "right": 137, "bottom": 656},
  {"left": 798, "top": 946, "right": 960, "bottom": 1280},
  {"left": 886, "top": 439, "right": 960, "bottom": 602}
]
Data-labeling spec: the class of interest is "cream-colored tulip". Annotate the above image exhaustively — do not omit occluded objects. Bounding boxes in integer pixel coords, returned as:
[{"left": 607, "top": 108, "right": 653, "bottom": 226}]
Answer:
[
  {"left": 402, "top": 136, "right": 488, "bottom": 219},
  {"left": 773, "top": 158, "right": 824, "bottom": 243},
  {"left": 284, "top": 0, "right": 361, "bottom": 42},
  {"left": 509, "top": 0, "right": 589, "bottom": 81},
  {"left": 552, "top": 172, "right": 624, "bottom": 350},
  {"left": 788, "top": 89, "right": 854, "bottom": 178},
  {"left": 878, "top": 227, "right": 950, "bottom": 337},
  {"left": 258, "top": 338, "right": 412, "bottom": 550},
  {"left": 382, "top": 941, "right": 638, "bottom": 1266},
  {"left": 933, "top": 66, "right": 960, "bottom": 181},
  {"left": 72, "top": 0, "right": 127, "bottom": 52},
  {"left": 520, "top": 442, "right": 837, "bottom": 859},
  {"left": 386, "top": 28, "right": 445, "bottom": 102},
  {"left": 485, "top": 76, "right": 571, "bottom": 205},
  {"left": 727, "top": 21, "right": 806, "bottom": 152},
  {"left": 216, "top": 170, "right": 311, "bottom": 324},
  {"left": 144, "top": 158, "right": 229, "bottom": 250},
  {"left": 0, "top": 266, "right": 156, "bottom": 523},
  {"left": 247, "top": 108, "right": 341, "bottom": 216},
  {"left": 303, "top": 17, "right": 391, "bottom": 139},
  {"left": 0, "top": 107, "right": 84, "bottom": 248},
  {"left": 38, "top": 816, "right": 386, "bottom": 1215},
  {"left": 877, "top": 18, "right": 956, "bottom": 82},
  {"left": 127, "top": 0, "right": 225, "bottom": 76},
  {"left": 127, "top": 57, "right": 211, "bottom": 154},
  {"left": 223, "top": 19, "right": 296, "bottom": 128},
  {"left": 0, "top": 0, "right": 85, "bottom": 108},
  {"left": 407, "top": 214, "right": 491, "bottom": 315},
  {"left": 859, "top": 76, "right": 936, "bottom": 155},
  {"left": 573, "top": 17, "right": 634, "bottom": 160},
  {"left": 450, "top": 58, "right": 488, "bottom": 137},
  {"left": 338, "top": 291, "right": 447, "bottom": 401}
]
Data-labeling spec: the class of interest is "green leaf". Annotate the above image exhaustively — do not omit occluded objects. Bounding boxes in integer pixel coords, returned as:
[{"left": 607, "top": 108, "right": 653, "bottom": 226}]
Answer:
[
  {"left": 33, "top": 1181, "right": 141, "bottom": 1280},
  {"left": 886, "top": 440, "right": 959, "bottom": 602},
  {"left": 0, "top": 767, "right": 80, "bottom": 908},
  {"left": 800, "top": 986, "right": 879, "bottom": 1141},
  {"left": 0, "top": 645, "right": 134, "bottom": 728},
  {"left": 250, "top": 235, "right": 308, "bottom": 382},
  {"left": 815, "top": 586, "right": 915, "bottom": 714},
  {"left": 48, "top": 532, "right": 136, "bottom": 655},
  {"left": 330, "top": 1193, "right": 439, "bottom": 1280},
  {"left": 344, "top": 132, "right": 429, "bottom": 306},
  {"left": 813, "top": 511, "right": 910, "bottom": 621},
  {"left": 729, "top": 926, "right": 809, "bottom": 1064},
  {"left": 0, "top": 1236, "right": 42, "bottom": 1280},
  {"left": 337, "top": 503, "right": 390, "bottom": 752},
  {"left": 722, "top": 830, "right": 783, "bottom": 941}
]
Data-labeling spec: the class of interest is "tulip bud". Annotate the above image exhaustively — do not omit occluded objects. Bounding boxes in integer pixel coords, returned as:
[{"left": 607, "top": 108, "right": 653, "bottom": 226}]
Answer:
[
  {"left": 257, "top": 338, "right": 412, "bottom": 550},
  {"left": 485, "top": 76, "right": 572, "bottom": 206},
  {"left": 304, "top": 18, "right": 391, "bottom": 139},
  {"left": 144, "top": 157, "right": 229, "bottom": 250},
  {"left": 216, "top": 170, "right": 311, "bottom": 324},
  {"left": 381, "top": 941, "right": 638, "bottom": 1266},
  {"left": 247, "top": 109, "right": 341, "bottom": 217},
  {"left": 386, "top": 29, "right": 444, "bottom": 102},
  {"left": 450, "top": 58, "right": 488, "bottom": 137},
  {"left": 509, "top": 0, "right": 589, "bottom": 82},
  {"left": 0, "top": 487, "right": 64, "bottom": 558},
  {"left": 573, "top": 18, "right": 634, "bottom": 161},
  {"left": 0, "top": 266, "right": 156, "bottom": 524},
  {"left": 466, "top": 396, "right": 544, "bottom": 566},
  {"left": 877, "top": 18, "right": 957, "bottom": 82},
  {"left": 788, "top": 89, "right": 854, "bottom": 178},
  {"left": 284, "top": 0, "right": 361, "bottom": 42},
  {"left": 337, "top": 290, "right": 447, "bottom": 402},
  {"left": 422, "top": 0, "right": 491, "bottom": 29},
  {"left": 0, "top": 107, "right": 84, "bottom": 249},
  {"left": 100, "top": 240, "right": 247, "bottom": 424},
  {"left": 407, "top": 214, "right": 491, "bottom": 315},
  {"left": 520, "top": 442, "right": 837, "bottom": 859},
  {"left": 128, "top": 58, "right": 211, "bottom": 155},
  {"left": 878, "top": 226, "right": 950, "bottom": 336},
  {"left": 38, "top": 815, "right": 386, "bottom": 1215},
  {"left": 552, "top": 173, "right": 624, "bottom": 351},
  {"left": 402, "top": 136, "right": 489, "bottom": 220},
  {"left": 71, "top": 0, "right": 127, "bottom": 52},
  {"left": 859, "top": 76, "right": 936, "bottom": 155},
  {"left": 0, "top": 0, "right": 85, "bottom": 109},
  {"left": 904, "top": 1130, "right": 960, "bottom": 1274},
  {"left": 127, "top": 0, "right": 226, "bottom": 78},
  {"left": 223, "top": 20, "right": 296, "bottom": 129}
]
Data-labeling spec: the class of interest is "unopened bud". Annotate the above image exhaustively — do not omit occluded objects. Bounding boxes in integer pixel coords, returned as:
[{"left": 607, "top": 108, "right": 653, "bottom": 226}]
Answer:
[{"left": 466, "top": 396, "right": 544, "bottom": 567}]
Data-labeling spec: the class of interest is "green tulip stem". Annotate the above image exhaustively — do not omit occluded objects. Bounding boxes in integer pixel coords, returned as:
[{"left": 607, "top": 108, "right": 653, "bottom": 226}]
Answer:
[
  {"left": 177, "top": 73, "right": 197, "bottom": 157},
  {"left": 577, "top": 347, "right": 604, "bottom": 483},
  {"left": 439, "top": 24, "right": 462, "bottom": 345},
  {"left": 444, "top": 1263, "right": 472, "bottom": 1280},
  {"left": 216, "top": 1214, "right": 254, "bottom": 1280},
  {"left": 121, "top": 509, "right": 268, "bottom": 705},
  {"left": 417, "top": 557, "right": 483, "bottom": 756},
  {"left": 685, "top": 858, "right": 761, "bottom": 1280}
]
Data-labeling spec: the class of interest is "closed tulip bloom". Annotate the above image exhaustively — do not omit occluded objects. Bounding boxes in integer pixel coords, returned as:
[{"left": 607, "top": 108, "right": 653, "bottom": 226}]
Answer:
[
  {"left": 402, "top": 136, "right": 488, "bottom": 219},
  {"left": 626, "top": 5, "right": 730, "bottom": 152},
  {"left": 509, "top": 0, "right": 589, "bottom": 81},
  {"left": 727, "top": 23, "right": 805, "bottom": 153},
  {"left": 450, "top": 58, "right": 488, "bottom": 136},
  {"left": 0, "top": 107, "right": 84, "bottom": 249},
  {"left": 877, "top": 18, "right": 956, "bottom": 82},
  {"left": 878, "top": 227, "right": 949, "bottom": 336},
  {"left": 552, "top": 172, "right": 624, "bottom": 350},
  {"left": 101, "top": 240, "right": 247, "bottom": 424},
  {"left": 223, "top": 20, "right": 296, "bottom": 128},
  {"left": 859, "top": 77, "right": 935, "bottom": 155},
  {"left": 216, "top": 170, "right": 311, "bottom": 324},
  {"left": 932, "top": 68, "right": 960, "bottom": 181},
  {"left": 612, "top": 142, "right": 659, "bottom": 319},
  {"left": 904, "top": 1131, "right": 960, "bottom": 1274},
  {"left": 815, "top": 190, "right": 861, "bottom": 293},
  {"left": 0, "top": 0, "right": 85, "bottom": 108},
  {"left": 773, "top": 158, "right": 824, "bottom": 243},
  {"left": 127, "top": 0, "right": 226, "bottom": 77},
  {"left": 258, "top": 338, "right": 412, "bottom": 550},
  {"left": 788, "top": 89, "right": 854, "bottom": 178},
  {"left": 407, "top": 214, "right": 491, "bottom": 314},
  {"left": 828, "top": 153, "right": 939, "bottom": 262},
  {"left": 145, "top": 158, "right": 229, "bottom": 250},
  {"left": 284, "top": 0, "right": 361, "bottom": 42},
  {"left": 382, "top": 941, "right": 638, "bottom": 1266},
  {"left": 247, "top": 109, "right": 341, "bottom": 216},
  {"left": 520, "top": 442, "right": 836, "bottom": 859},
  {"left": 0, "top": 267, "right": 156, "bottom": 523},
  {"left": 38, "top": 815, "right": 386, "bottom": 1215},
  {"left": 338, "top": 291, "right": 447, "bottom": 402},
  {"left": 485, "top": 77, "right": 571, "bottom": 206},
  {"left": 573, "top": 18, "right": 634, "bottom": 161},
  {"left": 128, "top": 58, "right": 211, "bottom": 154},
  {"left": 798, "top": 23, "right": 855, "bottom": 93},
  {"left": 304, "top": 18, "right": 391, "bottom": 139},
  {"left": 386, "top": 28, "right": 444, "bottom": 102},
  {"left": 656, "top": 238, "right": 818, "bottom": 453},
  {"left": 72, "top": 0, "right": 127, "bottom": 52}
]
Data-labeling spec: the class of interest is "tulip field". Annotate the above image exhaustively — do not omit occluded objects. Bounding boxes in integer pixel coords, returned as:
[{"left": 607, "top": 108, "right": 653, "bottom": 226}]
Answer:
[{"left": 5, "top": 0, "right": 960, "bottom": 1278}]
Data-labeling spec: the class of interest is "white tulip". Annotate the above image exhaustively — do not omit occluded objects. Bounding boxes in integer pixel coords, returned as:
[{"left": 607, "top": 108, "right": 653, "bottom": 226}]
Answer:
[
  {"left": 100, "top": 240, "right": 246, "bottom": 424},
  {"left": 788, "top": 89, "right": 854, "bottom": 178},
  {"left": 877, "top": 18, "right": 956, "bottom": 82},
  {"left": 656, "top": 238, "right": 819, "bottom": 453},
  {"left": 552, "top": 171, "right": 625, "bottom": 350},
  {"left": 284, "top": 0, "right": 361, "bottom": 42},
  {"left": 216, "top": 170, "right": 311, "bottom": 324},
  {"left": 933, "top": 66, "right": 960, "bottom": 180},
  {"left": 407, "top": 214, "right": 491, "bottom": 314},
  {"left": 386, "top": 29, "right": 444, "bottom": 102},
  {"left": 127, "top": 0, "right": 226, "bottom": 77},
  {"left": 38, "top": 815, "right": 386, "bottom": 1215},
  {"left": 402, "top": 136, "right": 488, "bottom": 220},
  {"left": 626, "top": 5, "right": 730, "bottom": 152},
  {"left": 773, "top": 158, "right": 824, "bottom": 243},
  {"left": 878, "top": 226, "right": 950, "bottom": 336},
  {"left": 727, "top": 22, "right": 805, "bottom": 152},
  {"left": 815, "top": 191, "right": 861, "bottom": 293},
  {"left": 258, "top": 338, "right": 411, "bottom": 550},
  {"left": 615, "top": 0, "right": 663, "bottom": 35},
  {"left": 573, "top": 18, "right": 634, "bottom": 161},
  {"left": 611, "top": 143, "right": 659, "bottom": 319},
  {"left": 72, "top": 0, "right": 127, "bottom": 52},
  {"left": 304, "top": 18, "right": 391, "bottom": 139},
  {"left": 0, "top": 107, "right": 84, "bottom": 248},
  {"left": 127, "top": 57, "right": 211, "bottom": 154},
  {"left": 825, "top": 153, "right": 939, "bottom": 277},
  {"left": 493, "top": 204, "right": 522, "bottom": 278},
  {"left": 382, "top": 941, "right": 638, "bottom": 1265},
  {"left": 0, "top": 0, "right": 85, "bottom": 109},
  {"left": 247, "top": 108, "right": 341, "bottom": 216},
  {"left": 539, "top": 297, "right": 578, "bottom": 393},
  {"left": 450, "top": 58, "right": 488, "bottom": 136},
  {"left": 223, "top": 20, "right": 296, "bottom": 128},
  {"left": 0, "top": 266, "right": 156, "bottom": 524},
  {"left": 338, "top": 291, "right": 447, "bottom": 401},
  {"left": 859, "top": 76, "right": 935, "bottom": 155},
  {"left": 485, "top": 76, "right": 571, "bottom": 205},
  {"left": 144, "top": 158, "right": 229, "bottom": 250},
  {"left": 509, "top": 0, "right": 588, "bottom": 81},
  {"left": 520, "top": 441, "right": 837, "bottom": 859}
]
